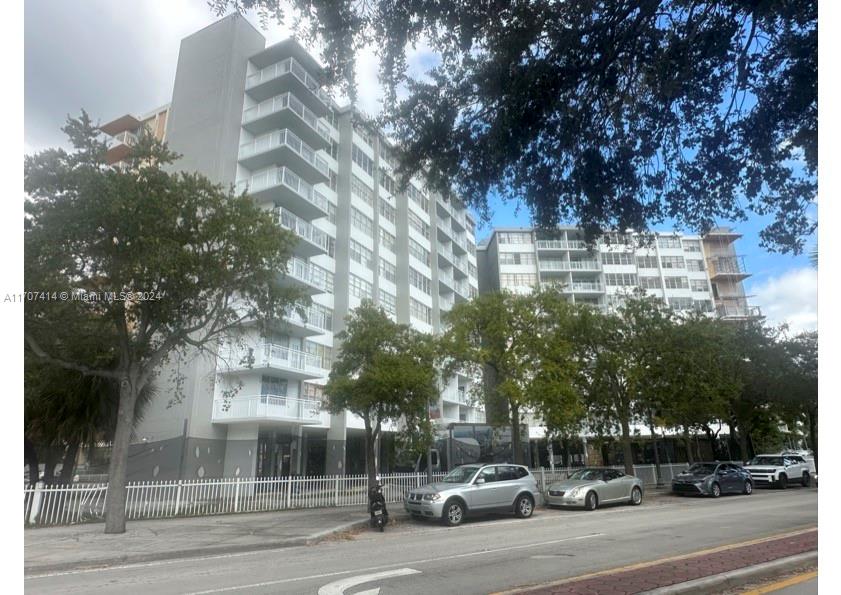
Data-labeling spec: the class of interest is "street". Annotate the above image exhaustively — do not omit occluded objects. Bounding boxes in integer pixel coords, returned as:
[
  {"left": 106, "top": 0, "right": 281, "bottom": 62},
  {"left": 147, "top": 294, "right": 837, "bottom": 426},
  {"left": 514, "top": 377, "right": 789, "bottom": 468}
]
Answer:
[{"left": 25, "top": 487, "right": 817, "bottom": 594}]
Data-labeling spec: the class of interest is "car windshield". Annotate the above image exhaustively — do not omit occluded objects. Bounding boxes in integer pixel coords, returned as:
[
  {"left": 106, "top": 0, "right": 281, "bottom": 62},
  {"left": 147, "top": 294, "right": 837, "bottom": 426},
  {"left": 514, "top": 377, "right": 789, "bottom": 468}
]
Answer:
[
  {"left": 749, "top": 456, "right": 784, "bottom": 466},
  {"left": 568, "top": 469, "right": 603, "bottom": 481},
  {"left": 687, "top": 463, "right": 717, "bottom": 475},
  {"left": 442, "top": 465, "right": 481, "bottom": 484}
]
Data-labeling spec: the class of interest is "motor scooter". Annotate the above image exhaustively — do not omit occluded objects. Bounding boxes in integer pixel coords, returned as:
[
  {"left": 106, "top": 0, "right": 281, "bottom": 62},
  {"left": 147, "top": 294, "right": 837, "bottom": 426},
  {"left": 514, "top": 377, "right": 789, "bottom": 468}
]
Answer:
[{"left": 368, "top": 480, "right": 389, "bottom": 532}]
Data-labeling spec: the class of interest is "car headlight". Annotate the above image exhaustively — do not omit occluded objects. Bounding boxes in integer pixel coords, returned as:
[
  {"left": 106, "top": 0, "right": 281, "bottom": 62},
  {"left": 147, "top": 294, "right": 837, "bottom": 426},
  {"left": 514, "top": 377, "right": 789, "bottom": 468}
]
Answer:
[
  {"left": 423, "top": 493, "right": 441, "bottom": 502},
  {"left": 568, "top": 487, "right": 581, "bottom": 497}
]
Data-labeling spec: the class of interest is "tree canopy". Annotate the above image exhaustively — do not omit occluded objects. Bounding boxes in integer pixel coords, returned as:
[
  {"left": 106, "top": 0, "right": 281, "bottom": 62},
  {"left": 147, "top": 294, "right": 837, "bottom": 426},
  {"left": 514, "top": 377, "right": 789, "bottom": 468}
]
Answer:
[{"left": 213, "top": 0, "right": 817, "bottom": 253}]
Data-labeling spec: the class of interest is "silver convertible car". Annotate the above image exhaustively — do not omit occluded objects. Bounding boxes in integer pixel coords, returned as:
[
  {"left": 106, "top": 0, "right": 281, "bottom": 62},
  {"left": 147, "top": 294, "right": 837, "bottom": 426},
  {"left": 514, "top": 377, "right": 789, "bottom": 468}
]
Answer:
[{"left": 545, "top": 468, "right": 644, "bottom": 510}]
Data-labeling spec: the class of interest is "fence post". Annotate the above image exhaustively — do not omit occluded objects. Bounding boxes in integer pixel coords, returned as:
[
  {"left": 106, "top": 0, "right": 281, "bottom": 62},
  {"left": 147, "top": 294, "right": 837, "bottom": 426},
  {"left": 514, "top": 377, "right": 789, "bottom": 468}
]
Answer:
[
  {"left": 540, "top": 467, "right": 546, "bottom": 493},
  {"left": 333, "top": 476, "right": 339, "bottom": 507},
  {"left": 174, "top": 480, "right": 183, "bottom": 516},
  {"left": 234, "top": 477, "right": 241, "bottom": 513},
  {"left": 28, "top": 481, "right": 44, "bottom": 525},
  {"left": 285, "top": 476, "right": 292, "bottom": 509}
]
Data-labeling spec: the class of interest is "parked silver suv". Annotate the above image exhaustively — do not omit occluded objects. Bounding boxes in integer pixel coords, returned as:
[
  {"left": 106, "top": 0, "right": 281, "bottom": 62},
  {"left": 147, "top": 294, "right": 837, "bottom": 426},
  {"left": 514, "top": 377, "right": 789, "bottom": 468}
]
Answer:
[{"left": 404, "top": 463, "right": 541, "bottom": 526}]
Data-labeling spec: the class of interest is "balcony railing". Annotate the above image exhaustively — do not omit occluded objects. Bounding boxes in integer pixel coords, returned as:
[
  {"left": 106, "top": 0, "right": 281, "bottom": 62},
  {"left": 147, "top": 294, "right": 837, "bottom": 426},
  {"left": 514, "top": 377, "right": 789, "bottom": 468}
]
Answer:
[
  {"left": 437, "top": 243, "right": 454, "bottom": 263},
  {"left": 240, "top": 129, "right": 329, "bottom": 177},
  {"left": 108, "top": 130, "right": 137, "bottom": 148},
  {"left": 237, "top": 167, "right": 329, "bottom": 213},
  {"left": 246, "top": 57, "right": 331, "bottom": 106},
  {"left": 571, "top": 282, "right": 604, "bottom": 292},
  {"left": 284, "top": 304, "right": 331, "bottom": 331},
  {"left": 287, "top": 257, "right": 334, "bottom": 293},
  {"left": 274, "top": 207, "right": 330, "bottom": 252},
  {"left": 243, "top": 92, "right": 331, "bottom": 142},
  {"left": 453, "top": 279, "right": 470, "bottom": 297},
  {"left": 536, "top": 240, "right": 588, "bottom": 250},
  {"left": 707, "top": 256, "right": 749, "bottom": 278},
  {"left": 212, "top": 394, "right": 325, "bottom": 424}
]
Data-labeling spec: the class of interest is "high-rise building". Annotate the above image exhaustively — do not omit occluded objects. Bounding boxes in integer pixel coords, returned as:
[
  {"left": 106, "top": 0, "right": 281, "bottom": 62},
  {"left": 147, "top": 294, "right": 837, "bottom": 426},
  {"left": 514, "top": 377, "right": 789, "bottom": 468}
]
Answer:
[
  {"left": 100, "top": 105, "right": 170, "bottom": 166},
  {"left": 113, "top": 15, "right": 480, "bottom": 481}
]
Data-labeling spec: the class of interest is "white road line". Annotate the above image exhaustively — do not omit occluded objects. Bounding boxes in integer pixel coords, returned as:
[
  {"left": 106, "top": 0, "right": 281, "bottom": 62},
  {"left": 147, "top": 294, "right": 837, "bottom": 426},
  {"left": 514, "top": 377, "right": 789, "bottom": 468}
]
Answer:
[
  {"left": 183, "top": 533, "right": 604, "bottom": 594},
  {"left": 317, "top": 568, "right": 421, "bottom": 595}
]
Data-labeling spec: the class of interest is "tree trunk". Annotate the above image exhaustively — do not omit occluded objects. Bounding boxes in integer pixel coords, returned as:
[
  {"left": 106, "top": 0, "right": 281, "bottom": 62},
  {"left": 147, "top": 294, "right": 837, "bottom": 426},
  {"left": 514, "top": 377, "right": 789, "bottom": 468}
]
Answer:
[
  {"left": 619, "top": 417, "right": 634, "bottom": 475},
  {"left": 648, "top": 413, "right": 662, "bottom": 486},
  {"left": 59, "top": 440, "right": 80, "bottom": 484},
  {"left": 683, "top": 427, "right": 694, "bottom": 464},
  {"left": 738, "top": 426, "right": 750, "bottom": 463},
  {"left": 104, "top": 376, "right": 141, "bottom": 534},
  {"left": 703, "top": 425, "right": 719, "bottom": 460},
  {"left": 807, "top": 409, "right": 817, "bottom": 473},
  {"left": 42, "top": 448, "right": 58, "bottom": 485},
  {"left": 24, "top": 438, "right": 39, "bottom": 487},
  {"left": 510, "top": 402, "right": 522, "bottom": 465}
]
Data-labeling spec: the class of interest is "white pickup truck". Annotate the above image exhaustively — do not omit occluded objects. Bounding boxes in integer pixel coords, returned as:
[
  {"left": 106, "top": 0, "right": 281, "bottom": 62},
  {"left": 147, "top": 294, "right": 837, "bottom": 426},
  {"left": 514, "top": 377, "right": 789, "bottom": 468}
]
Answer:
[{"left": 743, "top": 454, "right": 812, "bottom": 488}]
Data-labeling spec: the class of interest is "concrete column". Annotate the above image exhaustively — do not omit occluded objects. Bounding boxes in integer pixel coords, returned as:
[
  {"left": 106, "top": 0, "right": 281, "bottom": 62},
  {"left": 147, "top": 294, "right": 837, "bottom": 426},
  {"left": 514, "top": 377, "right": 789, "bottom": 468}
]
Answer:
[
  {"left": 222, "top": 424, "right": 259, "bottom": 478},
  {"left": 325, "top": 414, "right": 347, "bottom": 475}
]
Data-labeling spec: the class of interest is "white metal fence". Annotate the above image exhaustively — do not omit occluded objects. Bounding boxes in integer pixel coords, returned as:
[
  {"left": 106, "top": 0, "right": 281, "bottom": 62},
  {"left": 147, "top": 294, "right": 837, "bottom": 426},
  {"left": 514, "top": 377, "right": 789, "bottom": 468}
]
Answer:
[{"left": 23, "top": 464, "right": 688, "bottom": 528}]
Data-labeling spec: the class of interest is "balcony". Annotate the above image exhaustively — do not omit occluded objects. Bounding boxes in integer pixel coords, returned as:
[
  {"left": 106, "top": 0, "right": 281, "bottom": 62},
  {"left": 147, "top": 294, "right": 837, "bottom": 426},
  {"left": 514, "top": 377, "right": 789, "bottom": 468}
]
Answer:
[
  {"left": 437, "top": 242, "right": 454, "bottom": 265},
  {"left": 536, "top": 239, "right": 589, "bottom": 251},
  {"left": 707, "top": 256, "right": 750, "bottom": 281},
  {"left": 242, "top": 92, "right": 331, "bottom": 149},
  {"left": 237, "top": 167, "right": 329, "bottom": 220},
  {"left": 245, "top": 57, "right": 331, "bottom": 115},
  {"left": 280, "top": 257, "right": 334, "bottom": 294},
  {"left": 452, "top": 233, "right": 469, "bottom": 255},
  {"left": 283, "top": 305, "right": 332, "bottom": 336},
  {"left": 239, "top": 129, "right": 329, "bottom": 184},
  {"left": 438, "top": 268, "right": 454, "bottom": 291},
  {"left": 212, "top": 395, "right": 326, "bottom": 425},
  {"left": 452, "top": 255, "right": 469, "bottom": 279},
  {"left": 570, "top": 281, "right": 604, "bottom": 293},
  {"left": 219, "top": 343, "right": 327, "bottom": 380},
  {"left": 453, "top": 279, "right": 470, "bottom": 302},
  {"left": 716, "top": 300, "right": 764, "bottom": 320},
  {"left": 274, "top": 207, "right": 330, "bottom": 258},
  {"left": 105, "top": 130, "right": 138, "bottom": 163}
]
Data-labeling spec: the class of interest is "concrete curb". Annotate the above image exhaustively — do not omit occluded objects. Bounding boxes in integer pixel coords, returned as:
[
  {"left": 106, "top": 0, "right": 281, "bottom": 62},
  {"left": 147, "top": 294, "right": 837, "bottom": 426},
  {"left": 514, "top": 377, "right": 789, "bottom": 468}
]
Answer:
[
  {"left": 639, "top": 551, "right": 818, "bottom": 595},
  {"left": 24, "top": 517, "right": 373, "bottom": 576}
]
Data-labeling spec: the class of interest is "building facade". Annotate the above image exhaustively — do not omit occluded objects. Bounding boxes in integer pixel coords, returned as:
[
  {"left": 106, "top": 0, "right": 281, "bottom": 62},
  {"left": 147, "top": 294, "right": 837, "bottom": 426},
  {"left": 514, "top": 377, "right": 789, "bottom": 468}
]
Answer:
[
  {"left": 100, "top": 105, "right": 170, "bottom": 166},
  {"left": 101, "top": 14, "right": 480, "bottom": 481}
]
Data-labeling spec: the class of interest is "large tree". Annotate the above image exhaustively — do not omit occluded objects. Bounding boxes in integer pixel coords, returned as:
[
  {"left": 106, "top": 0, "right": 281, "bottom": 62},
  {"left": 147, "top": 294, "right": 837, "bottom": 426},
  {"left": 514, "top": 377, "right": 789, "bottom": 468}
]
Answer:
[
  {"left": 324, "top": 301, "right": 438, "bottom": 493},
  {"left": 441, "top": 289, "right": 582, "bottom": 465},
  {"left": 213, "top": 0, "right": 816, "bottom": 253},
  {"left": 24, "top": 114, "right": 300, "bottom": 533},
  {"left": 779, "top": 331, "right": 817, "bottom": 470}
]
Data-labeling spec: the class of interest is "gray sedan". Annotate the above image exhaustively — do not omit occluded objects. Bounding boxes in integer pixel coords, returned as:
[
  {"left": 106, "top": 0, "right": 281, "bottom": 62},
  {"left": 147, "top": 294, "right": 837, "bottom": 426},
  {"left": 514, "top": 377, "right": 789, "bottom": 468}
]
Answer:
[{"left": 545, "top": 468, "right": 644, "bottom": 510}]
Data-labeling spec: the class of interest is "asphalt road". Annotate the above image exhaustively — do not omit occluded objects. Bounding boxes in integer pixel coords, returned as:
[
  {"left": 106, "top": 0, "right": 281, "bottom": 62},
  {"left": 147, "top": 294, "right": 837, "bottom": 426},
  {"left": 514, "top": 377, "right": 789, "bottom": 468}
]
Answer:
[{"left": 25, "top": 487, "right": 818, "bottom": 595}]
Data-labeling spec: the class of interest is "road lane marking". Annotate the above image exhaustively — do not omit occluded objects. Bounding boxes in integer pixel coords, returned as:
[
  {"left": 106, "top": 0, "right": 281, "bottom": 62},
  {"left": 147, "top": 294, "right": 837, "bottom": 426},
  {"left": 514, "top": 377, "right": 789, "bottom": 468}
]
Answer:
[
  {"left": 490, "top": 526, "right": 817, "bottom": 595},
  {"left": 317, "top": 568, "right": 421, "bottom": 595},
  {"left": 741, "top": 569, "right": 817, "bottom": 594},
  {"left": 182, "top": 533, "right": 604, "bottom": 594}
]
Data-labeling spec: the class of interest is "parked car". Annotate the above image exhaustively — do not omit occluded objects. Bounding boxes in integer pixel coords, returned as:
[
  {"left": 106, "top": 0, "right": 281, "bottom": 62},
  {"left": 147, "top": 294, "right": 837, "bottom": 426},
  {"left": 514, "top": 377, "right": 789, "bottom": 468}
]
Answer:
[
  {"left": 781, "top": 450, "right": 817, "bottom": 475},
  {"left": 545, "top": 468, "right": 643, "bottom": 511},
  {"left": 404, "top": 463, "right": 541, "bottom": 526},
  {"left": 671, "top": 462, "right": 753, "bottom": 497},
  {"left": 744, "top": 454, "right": 811, "bottom": 488}
]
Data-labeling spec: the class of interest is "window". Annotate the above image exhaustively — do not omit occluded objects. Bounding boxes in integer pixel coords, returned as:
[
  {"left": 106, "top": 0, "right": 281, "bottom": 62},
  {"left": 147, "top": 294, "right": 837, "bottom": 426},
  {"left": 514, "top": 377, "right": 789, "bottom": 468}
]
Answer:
[
  {"left": 408, "top": 211, "right": 430, "bottom": 239},
  {"left": 302, "top": 382, "right": 324, "bottom": 400},
  {"left": 691, "top": 279, "right": 709, "bottom": 292},
  {"left": 329, "top": 139, "right": 339, "bottom": 160},
  {"left": 350, "top": 239, "right": 374, "bottom": 270},
  {"left": 410, "top": 298, "right": 431, "bottom": 324},
  {"left": 379, "top": 168, "right": 397, "bottom": 195},
  {"left": 409, "top": 238, "right": 431, "bottom": 266},
  {"left": 660, "top": 256, "right": 685, "bottom": 269},
  {"left": 351, "top": 143, "right": 374, "bottom": 176},
  {"left": 407, "top": 183, "right": 429, "bottom": 212},
  {"left": 498, "top": 232, "right": 532, "bottom": 244},
  {"left": 499, "top": 252, "right": 536, "bottom": 265},
  {"left": 380, "top": 228, "right": 396, "bottom": 253},
  {"left": 683, "top": 240, "right": 702, "bottom": 253},
  {"left": 499, "top": 273, "right": 538, "bottom": 287},
  {"left": 379, "top": 289, "right": 397, "bottom": 316},
  {"left": 477, "top": 467, "right": 497, "bottom": 483},
  {"left": 605, "top": 273, "right": 637, "bottom": 286},
  {"left": 261, "top": 375, "right": 287, "bottom": 397},
  {"left": 686, "top": 259, "right": 705, "bottom": 272},
  {"left": 658, "top": 236, "right": 682, "bottom": 249},
  {"left": 664, "top": 276, "right": 689, "bottom": 289},
  {"left": 636, "top": 255, "right": 659, "bottom": 269},
  {"left": 409, "top": 267, "right": 431, "bottom": 294},
  {"left": 468, "top": 263, "right": 477, "bottom": 278},
  {"left": 327, "top": 201, "right": 337, "bottom": 225},
  {"left": 601, "top": 252, "right": 634, "bottom": 265},
  {"left": 669, "top": 297, "right": 694, "bottom": 311},
  {"left": 379, "top": 199, "right": 396, "bottom": 224},
  {"left": 355, "top": 125, "right": 373, "bottom": 148},
  {"left": 328, "top": 169, "right": 338, "bottom": 191},
  {"left": 305, "top": 341, "right": 333, "bottom": 369},
  {"left": 639, "top": 276, "right": 662, "bottom": 289},
  {"left": 379, "top": 259, "right": 396, "bottom": 283},
  {"left": 603, "top": 232, "right": 631, "bottom": 245},
  {"left": 694, "top": 299, "right": 713, "bottom": 312},
  {"left": 349, "top": 274, "right": 373, "bottom": 300},
  {"left": 351, "top": 207, "right": 373, "bottom": 236},
  {"left": 351, "top": 175, "right": 374, "bottom": 207},
  {"left": 309, "top": 304, "right": 333, "bottom": 329},
  {"left": 380, "top": 144, "right": 394, "bottom": 169}
]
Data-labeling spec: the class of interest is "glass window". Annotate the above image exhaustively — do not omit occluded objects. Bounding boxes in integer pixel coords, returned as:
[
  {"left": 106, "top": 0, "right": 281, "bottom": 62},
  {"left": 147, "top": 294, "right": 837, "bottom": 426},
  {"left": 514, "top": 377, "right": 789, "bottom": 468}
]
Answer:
[
  {"left": 683, "top": 240, "right": 702, "bottom": 253},
  {"left": 601, "top": 252, "right": 634, "bottom": 265},
  {"left": 349, "top": 274, "right": 373, "bottom": 300},
  {"left": 409, "top": 267, "right": 431, "bottom": 294},
  {"left": 605, "top": 273, "right": 637, "bottom": 286},
  {"left": 639, "top": 276, "right": 661, "bottom": 289},
  {"left": 668, "top": 297, "right": 694, "bottom": 310},
  {"left": 379, "top": 289, "right": 396, "bottom": 316},
  {"left": 380, "top": 228, "right": 396, "bottom": 253},
  {"left": 351, "top": 207, "right": 373, "bottom": 237},
  {"left": 499, "top": 252, "right": 537, "bottom": 265},
  {"left": 686, "top": 259, "right": 705, "bottom": 272},
  {"left": 379, "top": 199, "right": 396, "bottom": 224},
  {"left": 497, "top": 232, "right": 532, "bottom": 244},
  {"left": 658, "top": 236, "right": 682, "bottom": 249},
  {"left": 499, "top": 273, "right": 538, "bottom": 287},
  {"left": 409, "top": 238, "right": 431, "bottom": 266},
  {"left": 350, "top": 239, "right": 374, "bottom": 270},
  {"left": 408, "top": 211, "right": 430, "bottom": 239},
  {"left": 636, "top": 255, "right": 659, "bottom": 269},
  {"left": 326, "top": 201, "right": 337, "bottom": 225},
  {"left": 379, "top": 259, "right": 396, "bottom": 283},
  {"left": 351, "top": 143, "right": 374, "bottom": 176},
  {"left": 407, "top": 183, "right": 429, "bottom": 212},
  {"left": 410, "top": 297, "right": 431, "bottom": 324},
  {"left": 351, "top": 175, "right": 374, "bottom": 207},
  {"left": 477, "top": 466, "right": 498, "bottom": 483},
  {"left": 664, "top": 276, "right": 689, "bottom": 289},
  {"left": 260, "top": 375, "right": 287, "bottom": 397},
  {"left": 660, "top": 256, "right": 685, "bottom": 269},
  {"left": 691, "top": 279, "right": 709, "bottom": 292}
]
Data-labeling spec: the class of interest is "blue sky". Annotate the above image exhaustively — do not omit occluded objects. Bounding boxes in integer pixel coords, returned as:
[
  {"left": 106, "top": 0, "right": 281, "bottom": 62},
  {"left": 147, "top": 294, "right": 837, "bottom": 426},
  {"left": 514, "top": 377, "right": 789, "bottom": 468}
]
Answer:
[{"left": 23, "top": 0, "right": 817, "bottom": 333}]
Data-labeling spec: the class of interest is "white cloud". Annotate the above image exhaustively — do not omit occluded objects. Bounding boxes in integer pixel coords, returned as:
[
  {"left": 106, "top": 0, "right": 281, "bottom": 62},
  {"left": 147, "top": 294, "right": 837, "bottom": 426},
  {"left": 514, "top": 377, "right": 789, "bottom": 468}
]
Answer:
[{"left": 749, "top": 267, "right": 817, "bottom": 333}]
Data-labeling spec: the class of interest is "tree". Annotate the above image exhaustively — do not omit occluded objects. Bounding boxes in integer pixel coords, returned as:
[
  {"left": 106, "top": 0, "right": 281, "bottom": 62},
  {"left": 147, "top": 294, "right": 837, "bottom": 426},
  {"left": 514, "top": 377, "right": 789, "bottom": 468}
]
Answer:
[
  {"left": 780, "top": 331, "right": 817, "bottom": 470},
  {"left": 324, "top": 301, "right": 438, "bottom": 493},
  {"left": 24, "top": 114, "right": 300, "bottom": 533},
  {"left": 441, "top": 289, "right": 581, "bottom": 465},
  {"left": 212, "top": 0, "right": 816, "bottom": 253}
]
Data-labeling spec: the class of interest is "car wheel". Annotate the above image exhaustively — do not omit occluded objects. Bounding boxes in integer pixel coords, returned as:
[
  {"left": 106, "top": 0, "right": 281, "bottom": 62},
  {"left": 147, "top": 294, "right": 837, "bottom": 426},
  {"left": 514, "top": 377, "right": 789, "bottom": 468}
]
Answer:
[
  {"left": 778, "top": 474, "right": 788, "bottom": 489},
  {"left": 711, "top": 482, "right": 721, "bottom": 498},
  {"left": 515, "top": 494, "right": 534, "bottom": 518},
  {"left": 743, "top": 480, "right": 753, "bottom": 495},
  {"left": 802, "top": 472, "right": 811, "bottom": 487},
  {"left": 585, "top": 491, "right": 599, "bottom": 511},
  {"left": 630, "top": 486, "right": 643, "bottom": 506},
  {"left": 443, "top": 500, "right": 465, "bottom": 527}
]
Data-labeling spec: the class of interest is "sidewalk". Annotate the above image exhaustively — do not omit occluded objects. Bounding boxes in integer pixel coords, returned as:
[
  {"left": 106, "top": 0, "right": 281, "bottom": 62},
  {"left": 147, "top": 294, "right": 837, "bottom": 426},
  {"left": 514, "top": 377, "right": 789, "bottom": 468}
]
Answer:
[
  {"left": 24, "top": 506, "right": 377, "bottom": 574},
  {"left": 507, "top": 528, "right": 817, "bottom": 595}
]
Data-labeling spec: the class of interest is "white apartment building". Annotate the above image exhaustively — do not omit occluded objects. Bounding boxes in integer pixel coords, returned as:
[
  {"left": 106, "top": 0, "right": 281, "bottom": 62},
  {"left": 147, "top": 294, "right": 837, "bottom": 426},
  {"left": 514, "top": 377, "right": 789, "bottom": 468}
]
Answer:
[{"left": 102, "top": 14, "right": 479, "bottom": 481}]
